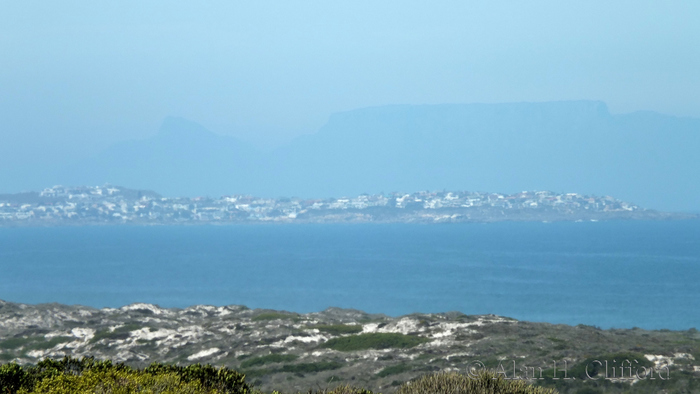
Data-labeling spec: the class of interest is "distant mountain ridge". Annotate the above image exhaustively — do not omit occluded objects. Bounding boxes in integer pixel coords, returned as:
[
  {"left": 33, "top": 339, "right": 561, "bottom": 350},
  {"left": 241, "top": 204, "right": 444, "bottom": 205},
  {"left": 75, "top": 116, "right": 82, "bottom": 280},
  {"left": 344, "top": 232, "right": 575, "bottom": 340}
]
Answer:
[
  {"left": 69, "top": 117, "right": 265, "bottom": 198},
  {"left": 60, "top": 101, "right": 700, "bottom": 211}
]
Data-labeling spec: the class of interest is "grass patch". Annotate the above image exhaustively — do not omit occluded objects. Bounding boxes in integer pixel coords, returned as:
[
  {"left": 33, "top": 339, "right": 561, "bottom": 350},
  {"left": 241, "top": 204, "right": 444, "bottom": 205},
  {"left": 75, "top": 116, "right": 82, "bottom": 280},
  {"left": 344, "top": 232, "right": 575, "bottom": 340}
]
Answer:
[
  {"left": 278, "top": 361, "right": 343, "bottom": 374},
  {"left": 0, "top": 352, "right": 15, "bottom": 361},
  {"left": 240, "top": 368, "right": 271, "bottom": 378},
  {"left": 0, "top": 337, "right": 38, "bottom": 350},
  {"left": 0, "top": 335, "right": 69, "bottom": 351},
  {"left": 547, "top": 337, "right": 565, "bottom": 343},
  {"left": 397, "top": 371, "right": 556, "bottom": 394},
  {"left": 252, "top": 312, "right": 297, "bottom": 322},
  {"left": 240, "top": 354, "right": 298, "bottom": 368},
  {"left": 692, "top": 350, "right": 700, "bottom": 365},
  {"left": 27, "top": 336, "right": 73, "bottom": 350},
  {"left": 116, "top": 323, "right": 143, "bottom": 332},
  {"left": 376, "top": 363, "right": 412, "bottom": 377},
  {"left": 90, "top": 323, "right": 142, "bottom": 343},
  {"left": 242, "top": 361, "right": 342, "bottom": 379},
  {"left": 322, "top": 333, "right": 429, "bottom": 352},
  {"left": 569, "top": 352, "right": 653, "bottom": 380},
  {"left": 314, "top": 324, "right": 363, "bottom": 335},
  {"left": 358, "top": 317, "right": 384, "bottom": 324}
]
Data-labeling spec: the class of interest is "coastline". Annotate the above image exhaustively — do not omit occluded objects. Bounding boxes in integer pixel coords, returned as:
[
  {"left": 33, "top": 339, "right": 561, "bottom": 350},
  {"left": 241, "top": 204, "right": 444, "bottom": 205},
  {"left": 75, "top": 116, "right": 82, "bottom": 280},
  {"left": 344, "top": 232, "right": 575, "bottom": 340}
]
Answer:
[
  {"left": 1, "top": 210, "right": 697, "bottom": 228},
  {"left": 1, "top": 300, "right": 698, "bottom": 393},
  {"left": 6, "top": 185, "right": 697, "bottom": 227}
]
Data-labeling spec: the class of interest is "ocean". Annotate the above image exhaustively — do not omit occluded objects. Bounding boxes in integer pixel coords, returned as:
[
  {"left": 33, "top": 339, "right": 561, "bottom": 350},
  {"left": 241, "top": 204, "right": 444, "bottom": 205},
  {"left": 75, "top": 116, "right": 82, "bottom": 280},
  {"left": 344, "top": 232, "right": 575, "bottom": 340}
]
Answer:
[{"left": 0, "top": 221, "right": 698, "bottom": 330}]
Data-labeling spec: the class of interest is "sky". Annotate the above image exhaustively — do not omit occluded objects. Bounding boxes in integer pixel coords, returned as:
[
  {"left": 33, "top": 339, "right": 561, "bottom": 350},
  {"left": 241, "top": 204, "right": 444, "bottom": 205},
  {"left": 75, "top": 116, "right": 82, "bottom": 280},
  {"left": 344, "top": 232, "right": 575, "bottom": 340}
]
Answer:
[{"left": 1, "top": 1, "right": 699, "bottom": 183}]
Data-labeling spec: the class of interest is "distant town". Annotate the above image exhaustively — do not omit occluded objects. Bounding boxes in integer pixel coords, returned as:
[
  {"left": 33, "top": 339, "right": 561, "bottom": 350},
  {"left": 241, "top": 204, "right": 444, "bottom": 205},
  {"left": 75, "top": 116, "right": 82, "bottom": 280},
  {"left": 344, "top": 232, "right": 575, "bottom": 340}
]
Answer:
[{"left": 0, "top": 185, "right": 693, "bottom": 226}]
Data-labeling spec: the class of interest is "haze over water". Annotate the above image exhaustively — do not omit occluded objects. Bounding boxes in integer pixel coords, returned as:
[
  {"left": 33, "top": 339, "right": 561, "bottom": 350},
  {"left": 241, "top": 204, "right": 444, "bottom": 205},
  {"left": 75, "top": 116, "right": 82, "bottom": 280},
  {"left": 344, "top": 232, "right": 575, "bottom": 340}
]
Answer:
[{"left": 1, "top": 220, "right": 698, "bottom": 330}]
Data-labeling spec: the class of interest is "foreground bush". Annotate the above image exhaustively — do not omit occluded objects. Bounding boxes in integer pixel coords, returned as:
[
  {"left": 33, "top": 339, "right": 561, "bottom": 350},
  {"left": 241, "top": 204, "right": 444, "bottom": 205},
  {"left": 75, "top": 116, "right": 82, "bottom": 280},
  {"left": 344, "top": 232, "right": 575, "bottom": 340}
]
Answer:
[
  {"left": 2, "top": 358, "right": 558, "bottom": 394},
  {"left": 302, "top": 386, "right": 373, "bottom": 394},
  {"left": 396, "top": 371, "right": 558, "bottom": 394},
  {"left": 0, "top": 357, "right": 248, "bottom": 394},
  {"left": 22, "top": 369, "right": 217, "bottom": 394}
]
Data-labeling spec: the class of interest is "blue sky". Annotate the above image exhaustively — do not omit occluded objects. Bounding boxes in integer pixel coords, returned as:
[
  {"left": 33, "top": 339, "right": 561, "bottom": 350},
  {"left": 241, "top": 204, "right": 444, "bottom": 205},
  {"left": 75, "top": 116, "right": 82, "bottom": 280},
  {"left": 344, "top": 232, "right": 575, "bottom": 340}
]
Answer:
[{"left": 1, "top": 1, "right": 699, "bottom": 172}]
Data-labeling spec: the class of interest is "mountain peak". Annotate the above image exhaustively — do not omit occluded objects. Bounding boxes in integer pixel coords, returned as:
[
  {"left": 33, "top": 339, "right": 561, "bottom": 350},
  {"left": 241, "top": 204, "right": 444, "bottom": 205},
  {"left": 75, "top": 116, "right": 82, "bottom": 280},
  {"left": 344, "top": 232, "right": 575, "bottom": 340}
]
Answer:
[
  {"left": 56, "top": 103, "right": 699, "bottom": 211},
  {"left": 157, "top": 117, "right": 217, "bottom": 139}
]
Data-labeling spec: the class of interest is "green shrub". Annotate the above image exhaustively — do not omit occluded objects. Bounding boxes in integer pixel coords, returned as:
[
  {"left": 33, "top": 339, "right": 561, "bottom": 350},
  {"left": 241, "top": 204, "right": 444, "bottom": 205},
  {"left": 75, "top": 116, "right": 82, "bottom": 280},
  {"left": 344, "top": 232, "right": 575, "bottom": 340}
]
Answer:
[
  {"left": 313, "top": 325, "right": 363, "bottom": 336},
  {"left": 242, "top": 361, "right": 343, "bottom": 379},
  {"left": 0, "top": 363, "right": 29, "bottom": 393},
  {"left": 306, "top": 386, "right": 373, "bottom": 394},
  {"left": 0, "top": 338, "right": 37, "bottom": 350},
  {"left": 396, "top": 371, "right": 557, "bottom": 394},
  {"left": 0, "top": 353, "right": 15, "bottom": 361},
  {"left": 322, "top": 333, "right": 429, "bottom": 352},
  {"left": 278, "top": 361, "right": 343, "bottom": 374},
  {"left": 2, "top": 359, "right": 560, "bottom": 394},
  {"left": 143, "top": 362, "right": 248, "bottom": 393},
  {"left": 23, "top": 356, "right": 125, "bottom": 388},
  {"left": 27, "top": 337, "right": 74, "bottom": 351},
  {"left": 0, "top": 357, "right": 248, "bottom": 394},
  {"left": 564, "top": 352, "right": 653, "bottom": 380},
  {"left": 90, "top": 324, "right": 143, "bottom": 343},
  {"left": 240, "top": 354, "right": 298, "bottom": 369},
  {"left": 376, "top": 363, "right": 412, "bottom": 378},
  {"left": 23, "top": 369, "right": 218, "bottom": 394},
  {"left": 0, "top": 336, "right": 74, "bottom": 353}
]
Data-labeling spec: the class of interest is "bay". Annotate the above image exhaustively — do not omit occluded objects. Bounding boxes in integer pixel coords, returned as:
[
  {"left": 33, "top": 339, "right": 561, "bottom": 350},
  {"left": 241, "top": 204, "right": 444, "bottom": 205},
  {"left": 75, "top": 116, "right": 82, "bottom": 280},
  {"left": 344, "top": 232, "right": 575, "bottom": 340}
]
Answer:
[{"left": 0, "top": 221, "right": 698, "bottom": 330}]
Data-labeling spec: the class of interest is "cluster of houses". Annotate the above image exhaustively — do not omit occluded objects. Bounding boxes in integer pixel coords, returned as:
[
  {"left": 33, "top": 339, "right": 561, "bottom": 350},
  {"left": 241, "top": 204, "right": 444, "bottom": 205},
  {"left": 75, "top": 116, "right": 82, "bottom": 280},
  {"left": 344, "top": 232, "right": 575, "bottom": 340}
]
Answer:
[{"left": 0, "top": 185, "right": 641, "bottom": 225}]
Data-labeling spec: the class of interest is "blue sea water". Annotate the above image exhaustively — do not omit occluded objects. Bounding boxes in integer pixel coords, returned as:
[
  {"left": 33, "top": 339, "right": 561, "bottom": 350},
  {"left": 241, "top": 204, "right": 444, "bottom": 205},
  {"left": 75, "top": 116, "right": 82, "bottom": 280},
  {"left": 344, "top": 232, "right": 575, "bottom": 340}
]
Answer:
[{"left": 0, "top": 221, "right": 698, "bottom": 330}]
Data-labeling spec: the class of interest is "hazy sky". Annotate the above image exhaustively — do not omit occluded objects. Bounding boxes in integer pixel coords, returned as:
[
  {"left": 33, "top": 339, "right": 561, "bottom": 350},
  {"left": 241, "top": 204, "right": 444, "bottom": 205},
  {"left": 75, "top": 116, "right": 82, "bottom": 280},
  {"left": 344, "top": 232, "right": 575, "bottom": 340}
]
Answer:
[{"left": 1, "top": 1, "right": 699, "bottom": 164}]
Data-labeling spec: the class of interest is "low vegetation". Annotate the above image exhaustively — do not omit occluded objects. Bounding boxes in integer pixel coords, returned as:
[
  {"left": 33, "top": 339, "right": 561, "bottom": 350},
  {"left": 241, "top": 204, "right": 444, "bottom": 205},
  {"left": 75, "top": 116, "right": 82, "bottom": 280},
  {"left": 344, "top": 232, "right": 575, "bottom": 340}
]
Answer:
[
  {"left": 563, "top": 352, "right": 654, "bottom": 380},
  {"left": 0, "top": 357, "right": 248, "bottom": 394},
  {"left": 396, "top": 371, "right": 557, "bottom": 394},
  {"left": 322, "top": 333, "right": 429, "bottom": 352},
  {"left": 240, "top": 354, "right": 298, "bottom": 369},
  {"left": 27, "top": 369, "right": 219, "bottom": 394},
  {"left": 376, "top": 363, "right": 412, "bottom": 378},
  {"left": 313, "top": 325, "right": 363, "bottom": 335},
  {"left": 0, "top": 337, "right": 74, "bottom": 353},
  {"left": 278, "top": 361, "right": 343, "bottom": 375},
  {"left": 2, "top": 302, "right": 697, "bottom": 393},
  {"left": 243, "top": 361, "right": 343, "bottom": 379},
  {"left": 90, "top": 324, "right": 144, "bottom": 343},
  {"left": 0, "top": 358, "right": 557, "bottom": 394}
]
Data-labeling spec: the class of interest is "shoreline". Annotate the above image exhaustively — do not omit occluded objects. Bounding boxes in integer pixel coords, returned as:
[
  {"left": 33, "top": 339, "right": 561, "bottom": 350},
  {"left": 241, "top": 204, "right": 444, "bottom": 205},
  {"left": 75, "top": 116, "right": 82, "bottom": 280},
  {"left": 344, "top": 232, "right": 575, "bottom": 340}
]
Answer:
[
  {"left": 1, "top": 211, "right": 698, "bottom": 228},
  {"left": 1, "top": 299, "right": 698, "bottom": 332},
  {"left": 1, "top": 300, "right": 698, "bottom": 392},
  {"left": 6, "top": 185, "right": 698, "bottom": 227}
]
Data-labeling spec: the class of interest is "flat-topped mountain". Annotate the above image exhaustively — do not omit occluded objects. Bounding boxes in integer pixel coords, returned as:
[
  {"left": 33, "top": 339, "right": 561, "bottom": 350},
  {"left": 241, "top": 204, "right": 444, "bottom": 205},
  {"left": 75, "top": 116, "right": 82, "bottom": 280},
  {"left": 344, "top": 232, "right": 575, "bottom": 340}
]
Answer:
[{"left": 55, "top": 101, "right": 700, "bottom": 212}]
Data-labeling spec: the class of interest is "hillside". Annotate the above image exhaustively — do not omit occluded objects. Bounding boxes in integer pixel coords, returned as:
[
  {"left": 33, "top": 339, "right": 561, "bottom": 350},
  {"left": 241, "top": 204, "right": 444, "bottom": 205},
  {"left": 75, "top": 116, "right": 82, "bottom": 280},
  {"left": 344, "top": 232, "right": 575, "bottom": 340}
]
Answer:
[{"left": 1, "top": 300, "right": 698, "bottom": 393}]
